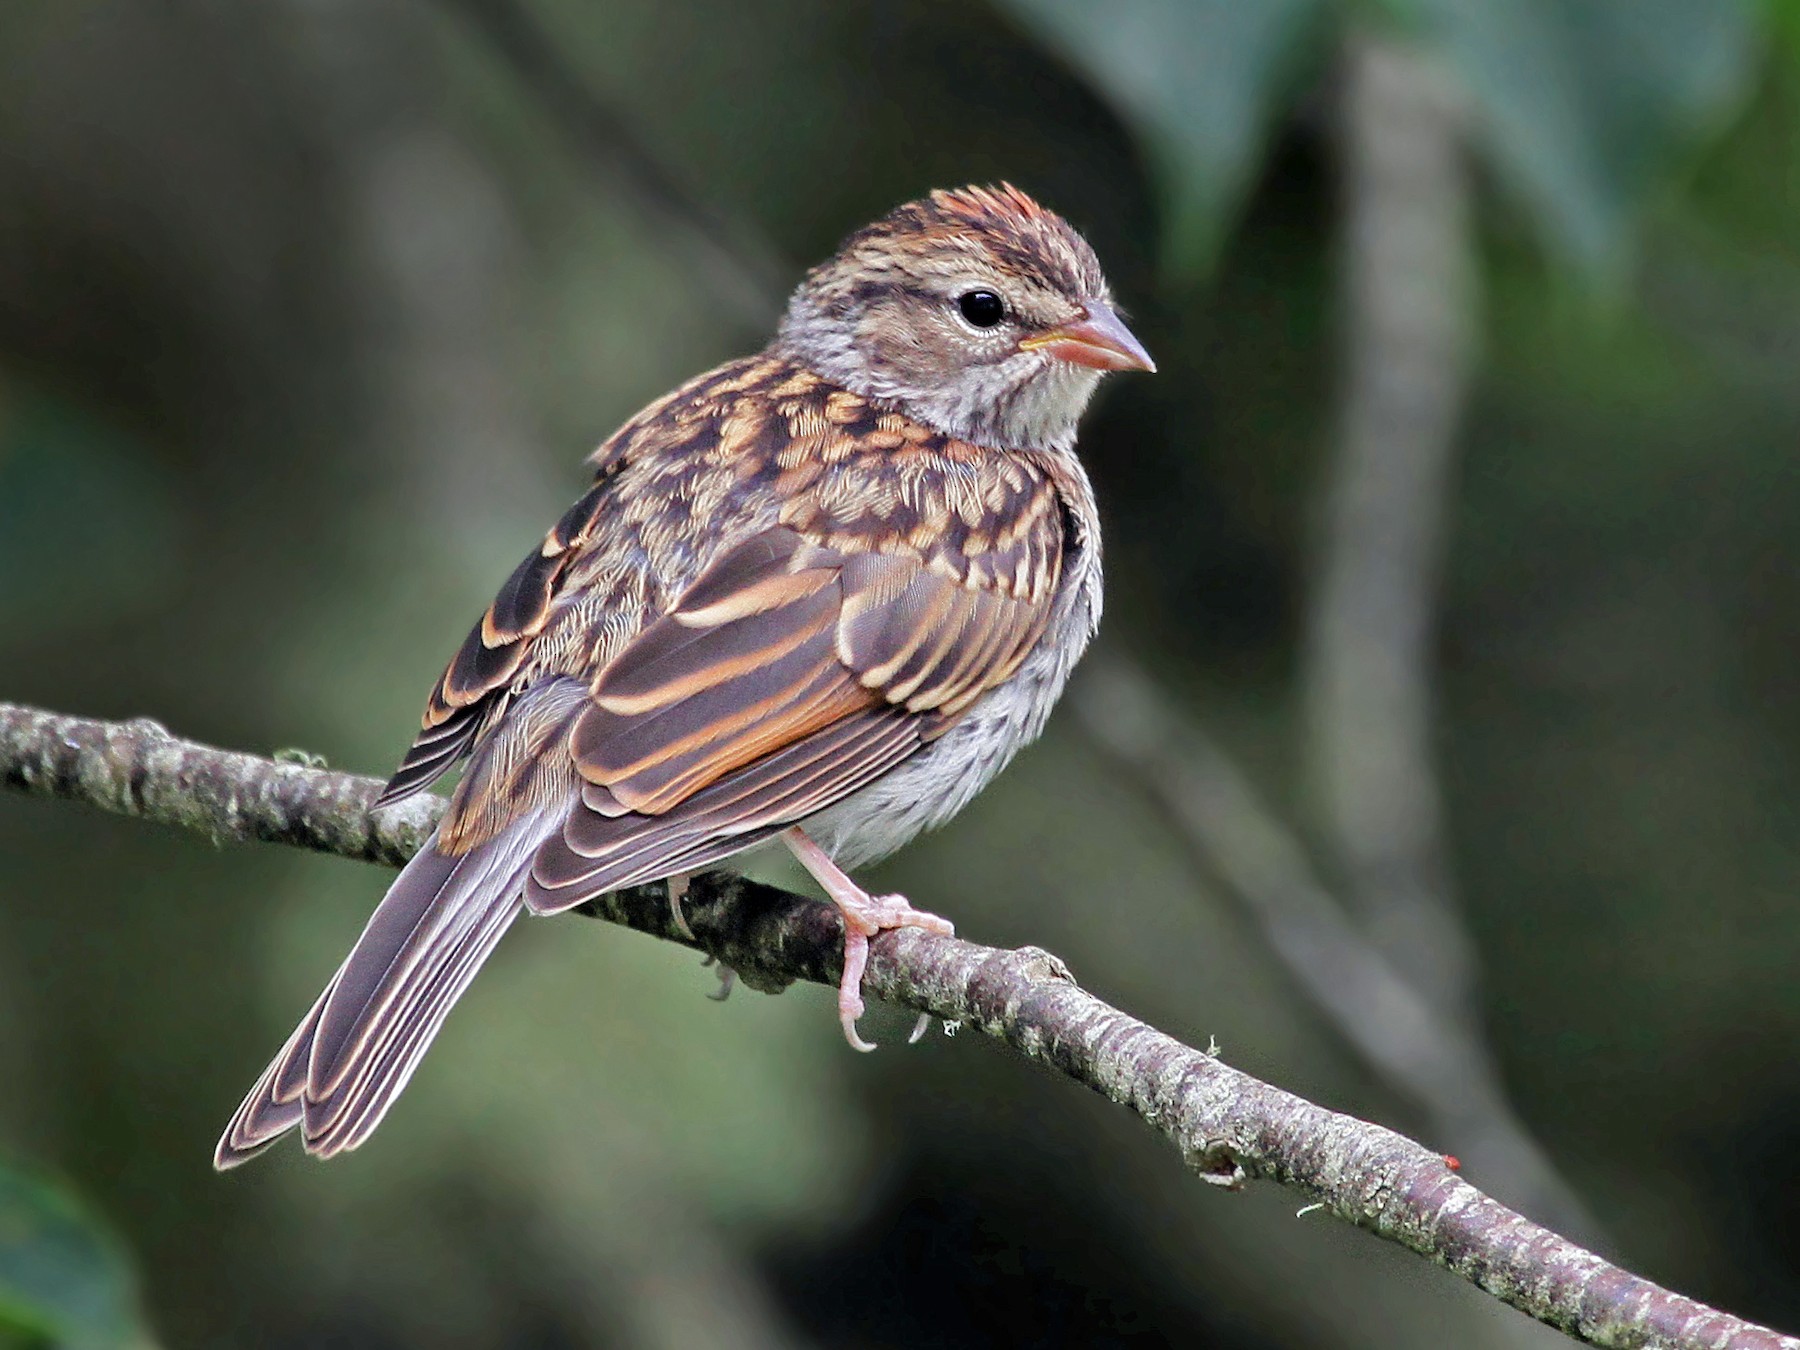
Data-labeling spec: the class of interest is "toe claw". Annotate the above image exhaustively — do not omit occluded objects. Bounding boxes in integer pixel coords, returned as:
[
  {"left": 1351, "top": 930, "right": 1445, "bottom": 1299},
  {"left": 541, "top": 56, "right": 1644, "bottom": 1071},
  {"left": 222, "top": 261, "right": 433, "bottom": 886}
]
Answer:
[
  {"left": 701, "top": 953, "right": 737, "bottom": 1002},
  {"left": 666, "top": 873, "right": 695, "bottom": 941},
  {"left": 906, "top": 1011, "right": 933, "bottom": 1044},
  {"left": 842, "top": 1011, "right": 878, "bottom": 1053},
  {"left": 782, "top": 828, "right": 956, "bottom": 1056}
]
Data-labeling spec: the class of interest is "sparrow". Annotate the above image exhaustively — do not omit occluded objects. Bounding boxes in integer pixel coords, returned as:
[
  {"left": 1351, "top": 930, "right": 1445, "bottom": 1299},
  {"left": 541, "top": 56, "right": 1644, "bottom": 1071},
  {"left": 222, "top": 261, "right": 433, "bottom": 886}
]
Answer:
[{"left": 215, "top": 184, "right": 1153, "bottom": 1168}]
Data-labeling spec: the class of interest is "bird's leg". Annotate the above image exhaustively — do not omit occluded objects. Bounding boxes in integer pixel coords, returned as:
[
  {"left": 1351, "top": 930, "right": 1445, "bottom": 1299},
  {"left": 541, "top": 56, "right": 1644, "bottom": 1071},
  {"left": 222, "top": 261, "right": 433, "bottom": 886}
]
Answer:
[{"left": 781, "top": 827, "right": 954, "bottom": 1052}]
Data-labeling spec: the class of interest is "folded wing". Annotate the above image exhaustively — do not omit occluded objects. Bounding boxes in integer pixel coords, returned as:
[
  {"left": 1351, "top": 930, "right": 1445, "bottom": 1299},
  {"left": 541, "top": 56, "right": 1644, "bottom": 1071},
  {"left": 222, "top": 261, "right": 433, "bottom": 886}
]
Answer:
[
  {"left": 373, "top": 480, "right": 617, "bottom": 809},
  {"left": 524, "top": 510, "right": 1063, "bottom": 911}
]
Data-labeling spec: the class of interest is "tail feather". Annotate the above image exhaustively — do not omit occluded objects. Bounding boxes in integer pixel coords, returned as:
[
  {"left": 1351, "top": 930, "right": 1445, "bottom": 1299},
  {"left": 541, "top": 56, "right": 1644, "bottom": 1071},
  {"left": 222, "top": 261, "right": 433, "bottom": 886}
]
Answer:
[
  {"left": 306, "top": 876, "right": 522, "bottom": 1157},
  {"left": 307, "top": 841, "right": 464, "bottom": 1098},
  {"left": 213, "top": 806, "right": 562, "bottom": 1169},
  {"left": 213, "top": 979, "right": 334, "bottom": 1168}
]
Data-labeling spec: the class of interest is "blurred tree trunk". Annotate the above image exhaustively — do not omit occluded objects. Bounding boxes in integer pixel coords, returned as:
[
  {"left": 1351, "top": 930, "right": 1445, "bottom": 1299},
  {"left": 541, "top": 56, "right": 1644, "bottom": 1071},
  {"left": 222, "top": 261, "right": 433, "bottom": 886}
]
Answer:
[{"left": 1303, "top": 30, "right": 1477, "bottom": 1017}]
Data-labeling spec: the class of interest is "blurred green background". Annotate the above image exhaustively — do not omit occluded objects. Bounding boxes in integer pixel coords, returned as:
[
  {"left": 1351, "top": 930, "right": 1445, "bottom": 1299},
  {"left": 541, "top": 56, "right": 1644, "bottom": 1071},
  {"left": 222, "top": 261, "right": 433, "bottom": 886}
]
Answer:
[{"left": 3, "top": 0, "right": 1798, "bottom": 1345}]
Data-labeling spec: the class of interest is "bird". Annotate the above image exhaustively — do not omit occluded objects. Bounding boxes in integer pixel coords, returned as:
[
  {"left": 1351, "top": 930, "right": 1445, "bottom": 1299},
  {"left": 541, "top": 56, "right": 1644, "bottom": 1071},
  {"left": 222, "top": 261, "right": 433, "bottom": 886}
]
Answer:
[{"left": 214, "top": 183, "right": 1153, "bottom": 1168}]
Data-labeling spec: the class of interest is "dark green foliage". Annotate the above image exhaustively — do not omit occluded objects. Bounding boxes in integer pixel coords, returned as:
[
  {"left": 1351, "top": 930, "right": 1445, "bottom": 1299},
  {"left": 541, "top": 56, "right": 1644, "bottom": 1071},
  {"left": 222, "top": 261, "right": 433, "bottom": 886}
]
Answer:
[{"left": 0, "top": 1164, "right": 150, "bottom": 1350}]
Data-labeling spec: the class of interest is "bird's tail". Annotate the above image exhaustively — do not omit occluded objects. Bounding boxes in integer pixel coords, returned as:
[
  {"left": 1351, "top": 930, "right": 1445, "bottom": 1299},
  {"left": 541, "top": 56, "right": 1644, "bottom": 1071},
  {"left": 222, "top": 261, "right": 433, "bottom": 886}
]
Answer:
[{"left": 214, "top": 805, "right": 563, "bottom": 1168}]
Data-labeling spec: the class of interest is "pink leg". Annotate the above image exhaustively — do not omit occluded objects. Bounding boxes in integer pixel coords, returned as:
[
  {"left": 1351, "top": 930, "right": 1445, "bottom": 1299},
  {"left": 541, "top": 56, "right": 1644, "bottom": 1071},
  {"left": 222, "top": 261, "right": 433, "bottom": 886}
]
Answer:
[{"left": 783, "top": 827, "right": 954, "bottom": 1051}]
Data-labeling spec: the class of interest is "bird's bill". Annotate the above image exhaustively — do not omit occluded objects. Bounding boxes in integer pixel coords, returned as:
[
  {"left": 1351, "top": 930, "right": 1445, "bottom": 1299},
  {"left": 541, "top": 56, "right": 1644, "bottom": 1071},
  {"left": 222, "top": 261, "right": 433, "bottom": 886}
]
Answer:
[{"left": 1018, "top": 303, "right": 1155, "bottom": 373}]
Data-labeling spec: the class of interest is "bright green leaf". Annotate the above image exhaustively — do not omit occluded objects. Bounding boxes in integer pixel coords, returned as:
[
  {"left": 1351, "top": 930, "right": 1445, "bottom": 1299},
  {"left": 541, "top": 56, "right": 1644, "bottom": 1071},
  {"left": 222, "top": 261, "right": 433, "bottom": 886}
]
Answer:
[
  {"left": 1404, "top": 0, "right": 1761, "bottom": 278},
  {"left": 995, "top": 0, "right": 1328, "bottom": 275},
  {"left": 0, "top": 1163, "right": 152, "bottom": 1350}
]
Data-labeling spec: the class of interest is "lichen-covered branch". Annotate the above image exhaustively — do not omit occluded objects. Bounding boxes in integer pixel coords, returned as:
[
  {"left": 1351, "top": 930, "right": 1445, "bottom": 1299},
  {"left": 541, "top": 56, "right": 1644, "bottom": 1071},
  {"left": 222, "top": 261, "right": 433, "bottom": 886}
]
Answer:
[{"left": 1, "top": 701, "right": 1793, "bottom": 1350}]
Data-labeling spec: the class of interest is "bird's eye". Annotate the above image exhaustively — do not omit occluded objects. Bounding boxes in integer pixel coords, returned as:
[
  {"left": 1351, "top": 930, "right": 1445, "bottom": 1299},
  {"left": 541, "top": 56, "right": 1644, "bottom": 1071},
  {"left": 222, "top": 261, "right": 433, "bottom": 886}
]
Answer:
[{"left": 957, "top": 290, "right": 1007, "bottom": 329}]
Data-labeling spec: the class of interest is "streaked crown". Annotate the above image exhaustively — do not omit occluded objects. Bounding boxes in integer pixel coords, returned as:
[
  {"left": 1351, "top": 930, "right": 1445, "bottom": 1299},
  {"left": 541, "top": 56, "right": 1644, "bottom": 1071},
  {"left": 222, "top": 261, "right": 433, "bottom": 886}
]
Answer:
[{"left": 776, "top": 184, "right": 1148, "bottom": 452}]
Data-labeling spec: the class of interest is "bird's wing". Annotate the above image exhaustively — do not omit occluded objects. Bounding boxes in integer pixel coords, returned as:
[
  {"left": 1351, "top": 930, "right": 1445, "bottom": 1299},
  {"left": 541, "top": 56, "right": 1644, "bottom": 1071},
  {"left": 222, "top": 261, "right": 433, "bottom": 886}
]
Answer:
[
  {"left": 523, "top": 463, "right": 1067, "bottom": 911},
  {"left": 372, "top": 350, "right": 1070, "bottom": 906},
  {"left": 370, "top": 355, "right": 762, "bottom": 810},
  {"left": 371, "top": 477, "right": 622, "bottom": 808}
]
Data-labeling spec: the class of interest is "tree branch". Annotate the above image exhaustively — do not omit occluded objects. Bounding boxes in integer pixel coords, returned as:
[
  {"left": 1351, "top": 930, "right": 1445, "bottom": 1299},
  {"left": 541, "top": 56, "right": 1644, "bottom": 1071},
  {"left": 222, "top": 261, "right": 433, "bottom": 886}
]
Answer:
[{"left": 1, "top": 701, "right": 1793, "bottom": 1350}]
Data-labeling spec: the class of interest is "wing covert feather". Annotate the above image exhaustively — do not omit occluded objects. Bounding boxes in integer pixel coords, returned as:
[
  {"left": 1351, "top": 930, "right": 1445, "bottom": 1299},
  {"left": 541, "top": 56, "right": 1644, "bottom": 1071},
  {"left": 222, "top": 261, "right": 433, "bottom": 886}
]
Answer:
[
  {"left": 526, "top": 498, "right": 1065, "bottom": 911},
  {"left": 374, "top": 477, "right": 616, "bottom": 809}
]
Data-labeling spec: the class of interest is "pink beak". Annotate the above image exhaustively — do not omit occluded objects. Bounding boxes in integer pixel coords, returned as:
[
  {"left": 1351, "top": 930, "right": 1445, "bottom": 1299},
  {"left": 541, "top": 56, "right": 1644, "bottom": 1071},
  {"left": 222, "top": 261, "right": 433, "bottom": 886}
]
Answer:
[{"left": 1019, "top": 302, "right": 1156, "bottom": 373}]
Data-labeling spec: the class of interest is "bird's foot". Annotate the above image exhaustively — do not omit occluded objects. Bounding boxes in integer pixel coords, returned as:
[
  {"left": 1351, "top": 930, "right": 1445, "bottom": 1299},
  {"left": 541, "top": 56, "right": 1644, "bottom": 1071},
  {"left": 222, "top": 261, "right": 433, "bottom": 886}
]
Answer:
[
  {"left": 831, "top": 891, "right": 955, "bottom": 1051},
  {"left": 701, "top": 951, "right": 737, "bottom": 1002},
  {"left": 782, "top": 828, "right": 954, "bottom": 1051}
]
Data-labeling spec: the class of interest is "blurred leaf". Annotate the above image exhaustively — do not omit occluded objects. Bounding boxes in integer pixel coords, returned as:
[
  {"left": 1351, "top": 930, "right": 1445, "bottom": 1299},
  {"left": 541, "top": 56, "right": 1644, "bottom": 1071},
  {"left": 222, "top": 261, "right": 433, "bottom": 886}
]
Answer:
[
  {"left": 0, "top": 1163, "right": 152, "bottom": 1350},
  {"left": 994, "top": 0, "right": 1327, "bottom": 275},
  {"left": 1401, "top": 0, "right": 1761, "bottom": 278},
  {"left": 1770, "top": 0, "right": 1800, "bottom": 63}
]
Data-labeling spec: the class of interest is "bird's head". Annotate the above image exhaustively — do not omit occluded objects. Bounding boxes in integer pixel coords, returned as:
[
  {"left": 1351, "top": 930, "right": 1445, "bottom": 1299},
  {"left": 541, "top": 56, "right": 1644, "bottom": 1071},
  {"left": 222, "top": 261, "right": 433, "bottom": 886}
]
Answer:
[{"left": 777, "top": 184, "right": 1153, "bottom": 452}]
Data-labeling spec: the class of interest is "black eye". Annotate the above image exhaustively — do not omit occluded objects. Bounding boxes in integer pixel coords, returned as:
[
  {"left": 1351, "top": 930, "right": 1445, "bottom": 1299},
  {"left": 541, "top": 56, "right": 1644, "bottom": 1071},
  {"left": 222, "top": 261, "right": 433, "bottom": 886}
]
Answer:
[{"left": 957, "top": 290, "right": 1006, "bottom": 328}]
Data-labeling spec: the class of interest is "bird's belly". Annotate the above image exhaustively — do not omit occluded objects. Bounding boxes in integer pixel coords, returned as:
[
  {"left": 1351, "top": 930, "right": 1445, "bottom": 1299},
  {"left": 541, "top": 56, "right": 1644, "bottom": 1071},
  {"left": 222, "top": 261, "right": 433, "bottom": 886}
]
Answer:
[{"left": 798, "top": 577, "right": 1097, "bottom": 871}]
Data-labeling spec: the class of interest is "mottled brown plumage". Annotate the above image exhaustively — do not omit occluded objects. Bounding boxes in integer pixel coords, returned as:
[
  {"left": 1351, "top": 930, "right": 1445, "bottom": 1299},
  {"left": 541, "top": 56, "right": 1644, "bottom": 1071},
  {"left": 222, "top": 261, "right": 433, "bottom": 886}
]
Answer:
[{"left": 216, "top": 185, "right": 1151, "bottom": 1168}]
